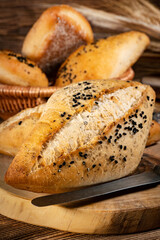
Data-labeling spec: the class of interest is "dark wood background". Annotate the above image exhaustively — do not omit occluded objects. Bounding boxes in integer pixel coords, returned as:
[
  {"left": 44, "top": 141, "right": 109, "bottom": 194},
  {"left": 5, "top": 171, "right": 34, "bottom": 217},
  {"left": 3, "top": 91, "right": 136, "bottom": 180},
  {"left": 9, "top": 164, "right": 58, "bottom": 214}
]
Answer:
[{"left": 0, "top": 0, "right": 160, "bottom": 239}]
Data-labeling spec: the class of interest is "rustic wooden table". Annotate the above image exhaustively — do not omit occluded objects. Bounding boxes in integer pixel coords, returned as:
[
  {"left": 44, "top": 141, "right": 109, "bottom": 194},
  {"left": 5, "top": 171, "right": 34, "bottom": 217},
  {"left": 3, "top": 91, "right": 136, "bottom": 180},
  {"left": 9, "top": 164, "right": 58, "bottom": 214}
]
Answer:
[
  {"left": 0, "top": 0, "right": 160, "bottom": 239},
  {"left": 0, "top": 213, "right": 160, "bottom": 240}
]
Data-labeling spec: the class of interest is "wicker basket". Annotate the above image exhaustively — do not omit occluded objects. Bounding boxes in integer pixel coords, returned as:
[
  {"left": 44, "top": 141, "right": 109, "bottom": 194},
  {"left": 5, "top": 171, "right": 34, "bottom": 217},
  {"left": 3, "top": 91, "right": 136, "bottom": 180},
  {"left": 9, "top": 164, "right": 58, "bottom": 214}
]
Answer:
[
  {"left": 0, "top": 85, "right": 58, "bottom": 119},
  {"left": 0, "top": 68, "right": 134, "bottom": 120}
]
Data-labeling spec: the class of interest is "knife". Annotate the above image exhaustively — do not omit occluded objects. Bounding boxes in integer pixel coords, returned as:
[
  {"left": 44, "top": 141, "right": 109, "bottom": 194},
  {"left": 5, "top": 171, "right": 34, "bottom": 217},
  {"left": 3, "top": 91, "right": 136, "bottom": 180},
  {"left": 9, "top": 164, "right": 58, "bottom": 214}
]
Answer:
[{"left": 31, "top": 165, "right": 160, "bottom": 207}]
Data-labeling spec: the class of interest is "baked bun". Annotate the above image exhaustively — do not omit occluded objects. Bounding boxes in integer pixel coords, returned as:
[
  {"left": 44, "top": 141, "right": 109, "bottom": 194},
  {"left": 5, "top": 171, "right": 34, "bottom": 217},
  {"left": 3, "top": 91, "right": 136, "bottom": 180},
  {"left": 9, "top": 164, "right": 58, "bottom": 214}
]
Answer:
[
  {"left": 0, "top": 51, "right": 48, "bottom": 87},
  {"left": 22, "top": 5, "right": 93, "bottom": 75},
  {"left": 0, "top": 102, "right": 156, "bottom": 157},
  {"left": 55, "top": 31, "right": 149, "bottom": 87},
  {"left": 146, "top": 120, "right": 160, "bottom": 146},
  {"left": 0, "top": 104, "right": 44, "bottom": 156},
  {"left": 5, "top": 79, "right": 155, "bottom": 193}
]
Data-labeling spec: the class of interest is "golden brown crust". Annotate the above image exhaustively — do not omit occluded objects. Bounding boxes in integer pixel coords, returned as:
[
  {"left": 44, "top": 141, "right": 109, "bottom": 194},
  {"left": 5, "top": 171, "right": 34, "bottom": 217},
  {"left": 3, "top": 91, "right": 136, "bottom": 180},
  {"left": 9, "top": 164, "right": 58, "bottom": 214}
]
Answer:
[
  {"left": 22, "top": 5, "right": 93, "bottom": 73},
  {"left": 5, "top": 80, "right": 155, "bottom": 193},
  {"left": 0, "top": 51, "right": 48, "bottom": 87},
  {"left": 146, "top": 120, "right": 160, "bottom": 146},
  {"left": 55, "top": 31, "right": 149, "bottom": 87},
  {"left": 0, "top": 104, "right": 44, "bottom": 156}
]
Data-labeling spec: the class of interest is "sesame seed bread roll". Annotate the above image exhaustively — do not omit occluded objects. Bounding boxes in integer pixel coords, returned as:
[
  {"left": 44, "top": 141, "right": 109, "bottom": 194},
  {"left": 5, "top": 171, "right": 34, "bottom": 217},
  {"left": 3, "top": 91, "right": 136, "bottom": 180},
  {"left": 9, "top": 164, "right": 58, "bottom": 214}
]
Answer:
[
  {"left": 146, "top": 120, "right": 160, "bottom": 146},
  {"left": 0, "top": 51, "right": 48, "bottom": 87},
  {"left": 22, "top": 5, "right": 93, "bottom": 75},
  {"left": 5, "top": 79, "right": 155, "bottom": 193},
  {"left": 0, "top": 104, "right": 156, "bottom": 157},
  {"left": 55, "top": 31, "right": 149, "bottom": 87},
  {"left": 0, "top": 104, "right": 44, "bottom": 156}
]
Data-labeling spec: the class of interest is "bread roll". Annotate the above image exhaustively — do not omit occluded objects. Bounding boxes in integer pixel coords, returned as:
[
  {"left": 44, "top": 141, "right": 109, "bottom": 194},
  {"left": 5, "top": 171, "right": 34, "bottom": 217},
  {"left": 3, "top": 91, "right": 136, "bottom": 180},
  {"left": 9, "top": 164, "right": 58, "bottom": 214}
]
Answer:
[
  {"left": 146, "top": 120, "right": 160, "bottom": 146},
  {"left": 55, "top": 31, "right": 149, "bottom": 87},
  {"left": 22, "top": 5, "right": 93, "bottom": 75},
  {"left": 0, "top": 104, "right": 44, "bottom": 156},
  {"left": 5, "top": 79, "right": 155, "bottom": 193},
  {"left": 0, "top": 102, "right": 157, "bottom": 157},
  {"left": 0, "top": 51, "right": 48, "bottom": 87}
]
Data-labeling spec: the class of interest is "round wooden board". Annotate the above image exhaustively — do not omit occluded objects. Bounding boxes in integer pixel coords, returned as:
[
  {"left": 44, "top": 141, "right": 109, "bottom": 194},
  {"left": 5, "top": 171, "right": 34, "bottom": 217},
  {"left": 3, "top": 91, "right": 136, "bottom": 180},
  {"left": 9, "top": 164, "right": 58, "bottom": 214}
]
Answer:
[{"left": 0, "top": 144, "right": 160, "bottom": 235}]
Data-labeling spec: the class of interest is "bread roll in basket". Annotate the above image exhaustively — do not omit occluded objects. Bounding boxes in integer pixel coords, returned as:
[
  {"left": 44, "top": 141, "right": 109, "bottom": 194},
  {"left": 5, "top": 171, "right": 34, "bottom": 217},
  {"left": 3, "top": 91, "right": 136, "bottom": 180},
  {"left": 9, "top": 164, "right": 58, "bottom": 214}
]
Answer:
[{"left": 0, "top": 68, "right": 134, "bottom": 120}]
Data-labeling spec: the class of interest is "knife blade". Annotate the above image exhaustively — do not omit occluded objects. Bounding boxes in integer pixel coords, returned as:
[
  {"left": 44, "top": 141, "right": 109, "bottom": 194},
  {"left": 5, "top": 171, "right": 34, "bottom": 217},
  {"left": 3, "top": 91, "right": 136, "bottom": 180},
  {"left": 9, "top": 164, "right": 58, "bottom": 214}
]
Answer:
[{"left": 31, "top": 166, "right": 160, "bottom": 207}]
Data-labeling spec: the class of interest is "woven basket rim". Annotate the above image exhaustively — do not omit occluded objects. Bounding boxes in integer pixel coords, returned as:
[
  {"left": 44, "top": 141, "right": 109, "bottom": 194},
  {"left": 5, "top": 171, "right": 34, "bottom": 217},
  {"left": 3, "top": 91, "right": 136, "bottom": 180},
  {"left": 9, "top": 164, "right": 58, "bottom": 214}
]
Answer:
[
  {"left": 0, "top": 85, "right": 58, "bottom": 98},
  {"left": 0, "top": 68, "right": 134, "bottom": 98}
]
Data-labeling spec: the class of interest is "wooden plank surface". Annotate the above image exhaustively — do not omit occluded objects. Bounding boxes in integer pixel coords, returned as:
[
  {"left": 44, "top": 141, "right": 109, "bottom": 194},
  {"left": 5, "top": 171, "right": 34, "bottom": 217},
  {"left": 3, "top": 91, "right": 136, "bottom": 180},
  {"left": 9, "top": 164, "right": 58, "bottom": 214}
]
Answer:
[{"left": 0, "top": 213, "right": 160, "bottom": 240}]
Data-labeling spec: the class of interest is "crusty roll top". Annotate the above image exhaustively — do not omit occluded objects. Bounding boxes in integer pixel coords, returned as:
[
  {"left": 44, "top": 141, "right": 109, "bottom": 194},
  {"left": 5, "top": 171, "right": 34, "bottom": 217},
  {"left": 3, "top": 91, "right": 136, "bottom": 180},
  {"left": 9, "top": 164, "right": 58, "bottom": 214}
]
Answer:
[
  {"left": 22, "top": 5, "right": 93, "bottom": 73},
  {"left": 55, "top": 31, "right": 150, "bottom": 87},
  {"left": 0, "top": 51, "right": 48, "bottom": 87},
  {"left": 5, "top": 79, "right": 155, "bottom": 193}
]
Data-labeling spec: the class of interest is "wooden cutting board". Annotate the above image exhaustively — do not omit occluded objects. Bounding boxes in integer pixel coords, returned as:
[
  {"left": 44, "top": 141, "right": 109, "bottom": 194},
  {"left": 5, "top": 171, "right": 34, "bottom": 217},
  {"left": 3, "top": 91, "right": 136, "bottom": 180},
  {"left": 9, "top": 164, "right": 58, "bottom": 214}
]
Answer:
[{"left": 0, "top": 144, "right": 160, "bottom": 235}]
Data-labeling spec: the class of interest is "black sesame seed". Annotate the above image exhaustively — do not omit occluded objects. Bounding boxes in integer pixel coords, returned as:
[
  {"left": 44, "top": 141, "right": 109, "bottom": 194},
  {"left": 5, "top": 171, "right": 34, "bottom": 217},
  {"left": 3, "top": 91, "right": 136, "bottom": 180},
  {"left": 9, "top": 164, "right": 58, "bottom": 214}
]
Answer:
[
  {"left": 115, "top": 160, "right": 118, "bottom": 164},
  {"left": 108, "top": 139, "right": 111, "bottom": 143},
  {"left": 150, "top": 104, "right": 153, "bottom": 107},
  {"left": 59, "top": 165, "right": 63, "bottom": 168},
  {"left": 117, "top": 124, "right": 122, "bottom": 129},
  {"left": 124, "top": 121, "right": 128, "bottom": 125},
  {"left": 144, "top": 120, "right": 147, "bottom": 123},
  {"left": 104, "top": 136, "right": 107, "bottom": 140},
  {"left": 18, "top": 121, "right": 22, "bottom": 125},
  {"left": 92, "top": 164, "right": 96, "bottom": 168},
  {"left": 84, "top": 153, "right": 88, "bottom": 159},
  {"left": 98, "top": 140, "right": 103, "bottom": 144},
  {"left": 138, "top": 123, "right": 143, "bottom": 129},
  {"left": 151, "top": 99, "right": 154, "bottom": 101},
  {"left": 62, "top": 161, "right": 66, "bottom": 166},
  {"left": 66, "top": 117, "right": 70, "bottom": 120},
  {"left": 147, "top": 96, "right": 150, "bottom": 101},
  {"left": 136, "top": 110, "right": 138, "bottom": 113},
  {"left": 53, "top": 163, "right": 56, "bottom": 166},
  {"left": 60, "top": 112, "right": 66, "bottom": 117},
  {"left": 123, "top": 157, "right": 127, "bottom": 162},
  {"left": 70, "top": 161, "right": 74, "bottom": 164},
  {"left": 79, "top": 152, "right": 83, "bottom": 157},
  {"left": 135, "top": 86, "right": 138, "bottom": 89},
  {"left": 124, "top": 146, "right": 127, "bottom": 150},
  {"left": 82, "top": 161, "right": 86, "bottom": 165},
  {"left": 133, "top": 128, "right": 139, "bottom": 134},
  {"left": 84, "top": 87, "right": 91, "bottom": 90},
  {"left": 119, "top": 145, "right": 123, "bottom": 149},
  {"left": 123, "top": 133, "right": 127, "bottom": 136},
  {"left": 143, "top": 115, "right": 147, "bottom": 119},
  {"left": 81, "top": 105, "right": 85, "bottom": 107},
  {"left": 109, "top": 156, "right": 114, "bottom": 161},
  {"left": 95, "top": 101, "right": 98, "bottom": 105},
  {"left": 99, "top": 163, "right": 101, "bottom": 166}
]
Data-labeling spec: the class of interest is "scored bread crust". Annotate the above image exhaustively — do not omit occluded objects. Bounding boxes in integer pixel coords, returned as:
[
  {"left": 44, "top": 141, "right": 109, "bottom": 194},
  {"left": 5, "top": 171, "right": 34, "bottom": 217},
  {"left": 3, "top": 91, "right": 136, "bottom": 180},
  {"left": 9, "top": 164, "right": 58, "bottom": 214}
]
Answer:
[
  {"left": 0, "top": 51, "right": 48, "bottom": 87},
  {"left": 22, "top": 5, "right": 93, "bottom": 74},
  {"left": 5, "top": 79, "right": 155, "bottom": 193},
  {"left": 0, "top": 102, "right": 157, "bottom": 157},
  {"left": 55, "top": 31, "right": 150, "bottom": 87}
]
